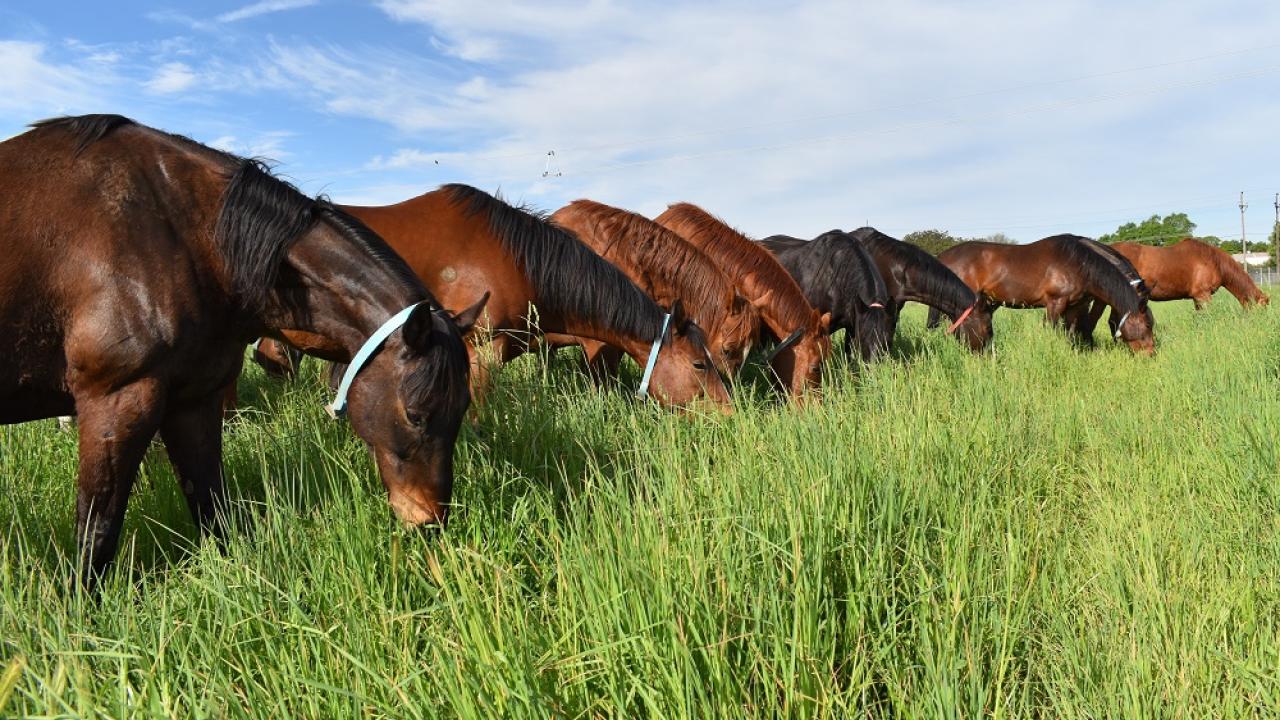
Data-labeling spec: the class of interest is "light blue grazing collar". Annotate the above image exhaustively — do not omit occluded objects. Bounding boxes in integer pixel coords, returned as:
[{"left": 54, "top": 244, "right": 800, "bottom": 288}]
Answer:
[
  {"left": 327, "top": 302, "right": 427, "bottom": 419},
  {"left": 635, "top": 313, "right": 672, "bottom": 399}
]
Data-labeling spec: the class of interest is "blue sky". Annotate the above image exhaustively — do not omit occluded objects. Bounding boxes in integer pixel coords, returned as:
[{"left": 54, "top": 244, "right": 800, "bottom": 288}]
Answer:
[{"left": 3, "top": 0, "right": 1280, "bottom": 244}]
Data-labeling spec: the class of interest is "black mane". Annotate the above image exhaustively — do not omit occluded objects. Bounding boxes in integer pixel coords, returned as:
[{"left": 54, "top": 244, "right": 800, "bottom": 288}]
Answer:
[
  {"left": 1050, "top": 234, "right": 1143, "bottom": 314},
  {"left": 761, "top": 230, "right": 889, "bottom": 327},
  {"left": 849, "top": 226, "right": 977, "bottom": 315},
  {"left": 36, "top": 114, "right": 431, "bottom": 318},
  {"left": 442, "top": 184, "right": 664, "bottom": 339},
  {"left": 31, "top": 114, "right": 136, "bottom": 155}
]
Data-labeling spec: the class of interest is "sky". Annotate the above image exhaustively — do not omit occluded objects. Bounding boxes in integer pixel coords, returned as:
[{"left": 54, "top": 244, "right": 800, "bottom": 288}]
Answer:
[{"left": 3, "top": 0, "right": 1279, "bottom": 244}]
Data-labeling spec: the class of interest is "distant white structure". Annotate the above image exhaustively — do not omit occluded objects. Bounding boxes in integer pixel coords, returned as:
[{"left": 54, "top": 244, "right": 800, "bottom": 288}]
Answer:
[{"left": 1230, "top": 252, "right": 1272, "bottom": 267}]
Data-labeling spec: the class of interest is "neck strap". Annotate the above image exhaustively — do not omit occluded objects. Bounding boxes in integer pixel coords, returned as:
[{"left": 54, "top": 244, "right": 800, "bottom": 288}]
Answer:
[
  {"left": 636, "top": 313, "right": 673, "bottom": 398},
  {"left": 947, "top": 302, "right": 977, "bottom": 334},
  {"left": 1113, "top": 311, "right": 1131, "bottom": 340},
  {"left": 328, "top": 302, "right": 427, "bottom": 419}
]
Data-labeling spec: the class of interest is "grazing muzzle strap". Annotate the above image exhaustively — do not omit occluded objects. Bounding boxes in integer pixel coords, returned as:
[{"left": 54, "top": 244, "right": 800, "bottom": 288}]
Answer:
[
  {"left": 636, "top": 313, "right": 673, "bottom": 398},
  {"left": 946, "top": 302, "right": 977, "bottom": 334},
  {"left": 328, "top": 302, "right": 427, "bottom": 419},
  {"left": 765, "top": 327, "right": 805, "bottom": 364}
]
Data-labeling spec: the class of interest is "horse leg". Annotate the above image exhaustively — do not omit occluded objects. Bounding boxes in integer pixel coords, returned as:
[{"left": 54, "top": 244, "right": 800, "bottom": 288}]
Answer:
[
  {"left": 468, "top": 335, "right": 509, "bottom": 407},
  {"left": 580, "top": 339, "right": 623, "bottom": 384},
  {"left": 1193, "top": 292, "right": 1211, "bottom": 311},
  {"left": 74, "top": 381, "right": 165, "bottom": 590},
  {"left": 160, "top": 391, "right": 228, "bottom": 544},
  {"left": 926, "top": 305, "right": 942, "bottom": 329},
  {"left": 1044, "top": 298, "right": 1068, "bottom": 327}
]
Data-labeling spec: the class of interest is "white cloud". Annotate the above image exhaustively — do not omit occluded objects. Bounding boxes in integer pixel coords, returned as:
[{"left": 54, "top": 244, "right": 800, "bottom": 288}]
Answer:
[
  {"left": 218, "top": 0, "right": 318, "bottom": 23},
  {"left": 145, "top": 62, "right": 197, "bottom": 94},
  {"left": 0, "top": 41, "right": 100, "bottom": 117},
  {"left": 208, "top": 131, "right": 294, "bottom": 159},
  {"left": 335, "top": 0, "right": 1280, "bottom": 239},
  {"left": 367, "top": 148, "right": 440, "bottom": 170}
]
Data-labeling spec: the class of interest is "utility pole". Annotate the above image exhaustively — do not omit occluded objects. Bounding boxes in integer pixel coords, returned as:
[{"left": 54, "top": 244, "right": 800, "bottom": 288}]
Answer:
[
  {"left": 1273, "top": 193, "right": 1279, "bottom": 286},
  {"left": 1239, "top": 191, "right": 1248, "bottom": 268}
]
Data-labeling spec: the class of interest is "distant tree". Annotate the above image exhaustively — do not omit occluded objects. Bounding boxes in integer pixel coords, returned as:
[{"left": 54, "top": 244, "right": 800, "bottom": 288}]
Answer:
[
  {"left": 903, "top": 229, "right": 961, "bottom": 255},
  {"left": 978, "top": 232, "right": 1016, "bottom": 244},
  {"left": 1098, "top": 213, "right": 1196, "bottom": 246},
  {"left": 1220, "top": 240, "right": 1243, "bottom": 254}
]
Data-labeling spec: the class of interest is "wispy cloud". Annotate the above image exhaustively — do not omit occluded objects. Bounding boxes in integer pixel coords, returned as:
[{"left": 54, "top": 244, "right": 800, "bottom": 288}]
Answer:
[
  {"left": 145, "top": 61, "right": 197, "bottom": 94},
  {"left": 0, "top": 40, "right": 101, "bottom": 116},
  {"left": 217, "top": 0, "right": 318, "bottom": 24}
]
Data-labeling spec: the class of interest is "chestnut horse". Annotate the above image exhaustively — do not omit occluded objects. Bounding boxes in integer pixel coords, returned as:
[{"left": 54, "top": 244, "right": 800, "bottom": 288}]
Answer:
[
  {"left": 655, "top": 203, "right": 831, "bottom": 396},
  {"left": 848, "top": 227, "right": 994, "bottom": 351},
  {"left": 1113, "top": 238, "right": 1269, "bottom": 309},
  {"left": 758, "top": 230, "right": 894, "bottom": 361},
  {"left": 549, "top": 199, "right": 760, "bottom": 377},
  {"left": 929, "top": 234, "right": 1155, "bottom": 354},
  {"left": 329, "top": 185, "right": 728, "bottom": 407},
  {"left": 0, "top": 116, "right": 480, "bottom": 587}
]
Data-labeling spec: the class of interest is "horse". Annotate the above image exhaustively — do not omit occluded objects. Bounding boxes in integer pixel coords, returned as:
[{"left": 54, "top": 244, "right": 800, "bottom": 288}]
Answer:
[
  {"left": 757, "top": 230, "right": 893, "bottom": 361},
  {"left": 929, "top": 234, "right": 1155, "bottom": 354},
  {"left": 549, "top": 199, "right": 760, "bottom": 377},
  {"left": 654, "top": 203, "right": 831, "bottom": 396},
  {"left": 0, "top": 115, "right": 482, "bottom": 587},
  {"left": 847, "top": 227, "right": 993, "bottom": 351},
  {"left": 258, "top": 185, "right": 730, "bottom": 408},
  {"left": 1066, "top": 239, "right": 1158, "bottom": 343},
  {"left": 1112, "top": 238, "right": 1269, "bottom": 309}
]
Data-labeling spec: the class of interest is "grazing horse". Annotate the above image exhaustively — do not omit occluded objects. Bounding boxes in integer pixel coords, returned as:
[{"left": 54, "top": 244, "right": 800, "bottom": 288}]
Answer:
[
  {"left": 930, "top": 234, "right": 1155, "bottom": 354},
  {"left": 654, "top": 203, "right": 831, "bottom": 396},
  {"left": 549, "top": 199, "right": 760, "bottom": 376},
  {"left": 326, "top": 185, "right": 729, "bottom": 407},
  {"left": 847, "top": 227, "right": 994, "bottom": 351},
  {"left": 1067, "top": 239, "right": 1157, "bottom": 343},
  {"left": 758, "top": 230, "right": 893, "bottom": 361},
  {"left": 0, "top": 115, "right": 481, "bottom": 587},
  {"left": 1112, "top": 238, "right": 1269, "bottom": 309}
]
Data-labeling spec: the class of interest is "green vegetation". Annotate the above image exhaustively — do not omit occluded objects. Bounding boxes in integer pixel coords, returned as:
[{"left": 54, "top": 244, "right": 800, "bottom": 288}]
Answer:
[{"left": 2, "top": 295, "right": 1279, "bottom": 718}]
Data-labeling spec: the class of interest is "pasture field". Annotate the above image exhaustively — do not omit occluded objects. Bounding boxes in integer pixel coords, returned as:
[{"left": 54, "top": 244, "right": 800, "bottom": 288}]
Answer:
[{"left": 2, "top": 296, "right": 1279, "bottom": 718}]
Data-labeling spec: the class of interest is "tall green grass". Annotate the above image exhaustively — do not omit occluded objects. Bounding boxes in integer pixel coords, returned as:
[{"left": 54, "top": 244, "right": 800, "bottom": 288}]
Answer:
[{"left": 2, "top": 294, "right": 1278, "bottom": 718}]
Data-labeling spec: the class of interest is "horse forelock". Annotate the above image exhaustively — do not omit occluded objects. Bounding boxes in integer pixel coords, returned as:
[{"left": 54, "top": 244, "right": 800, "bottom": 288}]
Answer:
[
  {"left": 441, "top": 184, "right": 665, "bottom": 341},
  {"left": 658, "top": 203, "right": 817, "bottom": 335}
]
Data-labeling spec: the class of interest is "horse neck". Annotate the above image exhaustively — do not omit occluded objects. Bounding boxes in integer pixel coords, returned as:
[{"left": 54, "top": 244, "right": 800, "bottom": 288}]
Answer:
[
  {"left": 554, "top": 313, "right": 659, "bottom": 362},
  {"left": 1213, "top": 250, "right": 1262, "bottom": 302},
  {"left": 901, "top": 264, "right": 975, "bottom": 318},
  {"left": 264, "top": 226, "right": 424, "bottom": 361}
]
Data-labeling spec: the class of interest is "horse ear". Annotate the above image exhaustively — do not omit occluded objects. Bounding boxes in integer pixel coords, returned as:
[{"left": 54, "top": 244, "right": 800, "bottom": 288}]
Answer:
[
  {"left": 730, "top": 293, "right": 751, "bottom": 315},
  {"left": 402, "top": 303, "right": 436, "bottom": 352},
  {"left": 451, "top": 291, "right": 490, "bottom": 337},
  {"left": 819, "top": 312, "right": 832, "bottom": 331}
]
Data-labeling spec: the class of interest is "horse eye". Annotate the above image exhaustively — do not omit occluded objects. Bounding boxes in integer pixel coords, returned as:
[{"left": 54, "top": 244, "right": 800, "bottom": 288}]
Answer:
[
  {"left": 406, "top": 410, "right": 424, "bottom": 426},
  {"left": 693, "top": 360, "right": 708, "bottom": 371}
]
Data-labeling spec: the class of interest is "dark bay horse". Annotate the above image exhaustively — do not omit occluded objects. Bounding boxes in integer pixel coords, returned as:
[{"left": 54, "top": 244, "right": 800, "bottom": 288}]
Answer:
[
  {"left": 930, "top": 234, "right": 1155, "bottom": 354},
  {"left": 654, "top": 203, "right": 831, "bottom": 396},
  {"left": 758, "top": 231, "right": 893, "bottom": 361},
  {"left": 1112, "top": 238, "right": 1269, "bottom": 309},
  {"left": 550, "top": 199, "right": 760, "bottom": 376},
  {"left": 0, "top": 115, "right": 481, "bottom": 586},
  {"left": 337, "top": 185, "right": 730, "bottom": 407},
  {"left": 847, "top": 227, "right": 993, "bottom": 351}
]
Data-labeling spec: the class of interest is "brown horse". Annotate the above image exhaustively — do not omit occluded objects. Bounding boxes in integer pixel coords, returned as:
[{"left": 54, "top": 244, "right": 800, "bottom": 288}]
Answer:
[
  {"left": 0, "top": 115, "right": 481, "bottom": 587},
  {"left": 1112, "top": 238, "right": 1269, "bottom": 309},
  {"left": 332, "top": 185, "right": 730, "bottom": 407},
  {"left": 654, "top": 203, "right": 831, "bottom": 395},
  {"left": 549, "top": 199, "right": 760, "bottom": 377},
  {"left": 930, "top": 234, "right": 1155, "bottom": 354}
]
